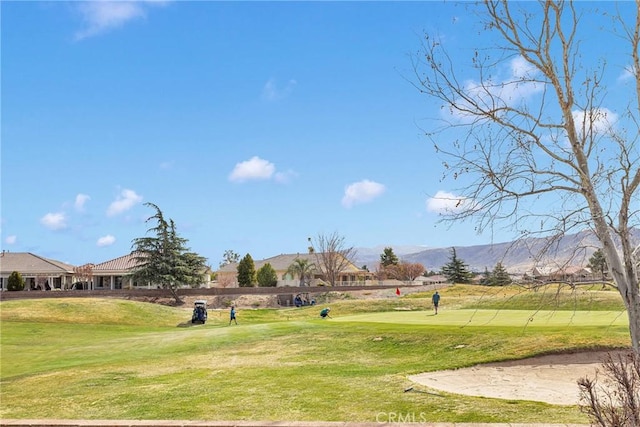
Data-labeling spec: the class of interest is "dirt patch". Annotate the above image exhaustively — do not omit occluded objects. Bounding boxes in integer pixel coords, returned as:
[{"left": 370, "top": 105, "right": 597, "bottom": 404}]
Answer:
[
  {"left": 125, "top": 285, "right": 433, "bottom": 309},
  {"left": 126, "top": 294, "right": 282, "bottom": 309},
  {"left": 409, "top": 350, "right": 632, "bottom": 405}
]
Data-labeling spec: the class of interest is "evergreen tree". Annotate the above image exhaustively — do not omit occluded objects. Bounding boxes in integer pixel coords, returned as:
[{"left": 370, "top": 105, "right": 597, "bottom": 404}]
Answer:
[
  {"left": 441, "top": 247, "right": 473, "bottom": 284},
  {"left": 588, "top": 249, "right": 608, "bottom": 280},
  {"left": 490, "top": 262, "right": 512, "bottom": 286},
  {"left": 7, "top": 271, "right": 24, "bottom": 291},
  {"left": 237, "top": 253, "right": 256, "bottom": 287},
  {"left": 256, "top": 262, "right": 278, "bottom": 287},
  {"left": 379, "top": 247, "right": 400, "bottom": 280},
  {"left": 380, "top": 247, "right": 399, "bottom": 267},
  {"left": 131, "top": 202, "right": 207, "bottom": 303}
]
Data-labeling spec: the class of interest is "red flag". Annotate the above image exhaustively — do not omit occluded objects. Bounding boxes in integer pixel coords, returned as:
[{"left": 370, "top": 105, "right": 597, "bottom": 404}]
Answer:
[{"left": 396, "top": 287, "right": 401, "bottom": 296}]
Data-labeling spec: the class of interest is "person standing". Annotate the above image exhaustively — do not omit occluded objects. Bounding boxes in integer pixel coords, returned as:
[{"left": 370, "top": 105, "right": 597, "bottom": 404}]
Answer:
[
  {"left": 229, "top": 305, "right": 238, "bottom": 325},
  {"left": 432, "top": 291, "right": 441, "bottom": 315}
]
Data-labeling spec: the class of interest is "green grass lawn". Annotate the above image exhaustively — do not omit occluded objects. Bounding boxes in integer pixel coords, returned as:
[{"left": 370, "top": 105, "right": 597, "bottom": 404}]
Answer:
[
  {"left": 0, "top": 285, "right": 632, "bottom": 423},
  {"left": 336, "top": 309, "right": 629, "bottom": 327}
]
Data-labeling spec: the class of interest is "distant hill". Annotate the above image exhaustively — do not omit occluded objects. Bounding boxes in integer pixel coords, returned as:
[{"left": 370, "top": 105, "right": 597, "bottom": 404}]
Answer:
[
  {"left": 353, "top": 244, "right": 429, "bottom": 266},
  {"left": 354, "top": 229, "right": 640, "bottom": 274}
]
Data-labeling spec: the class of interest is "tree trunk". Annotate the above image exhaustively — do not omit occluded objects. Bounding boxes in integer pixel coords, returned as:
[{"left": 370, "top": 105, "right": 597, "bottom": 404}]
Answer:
[
  {"left": 168, "top": 285, "right": 183, "bottom": 305},
  {"left": 627, "top": 290, "right": 640, "bottom": 354},
  {"left": 596, "top": 223, "right": 640, "bottom": 354}
]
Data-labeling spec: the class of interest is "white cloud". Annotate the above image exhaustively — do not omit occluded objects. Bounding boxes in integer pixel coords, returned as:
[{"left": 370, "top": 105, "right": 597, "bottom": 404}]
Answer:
[
  {"left": 5, "top": 235, "right": 17, "bottom": 245},
  {"left": 509, "top": 56, "right": 537, "bottom": 80},
  {"left": 447, "top": 55, "right": 543, "bottom": 123},
  {"left": 74, "top": 193, "right": 90, "bottom": 211},
  {"left": 341, "top": 180, "right": 386, "bottom": 208},
  {"left": 571, "top": 108, "right": 618, "bottom": 138},
  {"left": 618, "top": 65, "right": 636, "bottom": 83},
  {"left": 107, "top": 189, "right": 143, "bottom": 217},
  {"left": 40, "top": 212, "right": 68, "bottom": 230},
  {"left": 262, "top": 78, "right": 297, "bottom": 101},
  {"left": 274, "top": 170, "right": 298, "bottom": 184},
  {"left": 426, "top": 190, "right": 469, "bottom": 214},
  {"left": 74, "top": 1, "right": 168, "bottom": 41},
  {"left": 97, "top": 234, "right": 116, "bottom": 247},
  {"left": 229, "top": 156, "right": 276, "bottom": 182}
]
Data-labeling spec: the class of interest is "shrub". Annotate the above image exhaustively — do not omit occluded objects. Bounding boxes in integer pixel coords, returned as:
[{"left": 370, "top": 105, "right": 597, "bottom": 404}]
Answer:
[
  {"left": 237, "top": 254, "right": 256, "bottom": 287},
  {"left": 7, "top": 271, "right": 25, "bottom": 291},
  {"left": 578, "top": 351, "right": 640, "bottom": 426},
  {"left": 256, "top": 263, "right": 277, "bottom": 287}
]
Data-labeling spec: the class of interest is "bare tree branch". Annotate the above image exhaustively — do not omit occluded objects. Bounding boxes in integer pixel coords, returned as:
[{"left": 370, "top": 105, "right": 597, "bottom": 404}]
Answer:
[{"left": 413, "top": 1, "right": 640, "bottom": 352}]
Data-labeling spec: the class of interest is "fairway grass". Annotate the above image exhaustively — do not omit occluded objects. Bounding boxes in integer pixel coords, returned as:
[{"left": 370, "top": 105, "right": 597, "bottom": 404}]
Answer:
[
  {"left": 0, "top": 288, "right": 632, "bottom": 424},
  {"left": 334, "top": 308, "right": 629, "bottom": 327}
]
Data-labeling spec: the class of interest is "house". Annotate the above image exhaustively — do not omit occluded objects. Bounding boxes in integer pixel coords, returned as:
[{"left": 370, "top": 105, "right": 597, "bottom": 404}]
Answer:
[
  {"left": 524, "top": 266, "right": 556, "bottom": 281},
  {"left": 91, "top": 252, "right": 212, "bottom": 290},
  {"left": 415, "top": 274, "right": 448, "bottom": 285},
  {"left": 0, "top": 251, "right": 75, "bottom": 291},
  {"left": 91, "top": 252, "right": 140, "bottom": 290},
  {"left": 217, "top": 252, "right": 372, "bottom": 287},
  {"left": 548, "top": 266, "right": 593, "bottom": 283},
  {"left": 524, "top": 265, "right": 594, "bottom": 283}
]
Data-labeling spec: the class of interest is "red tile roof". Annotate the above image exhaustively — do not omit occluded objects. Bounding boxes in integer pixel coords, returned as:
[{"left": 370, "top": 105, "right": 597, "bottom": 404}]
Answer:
[{"left": 93, "top": 252, "right": 142, "bottom": 272}]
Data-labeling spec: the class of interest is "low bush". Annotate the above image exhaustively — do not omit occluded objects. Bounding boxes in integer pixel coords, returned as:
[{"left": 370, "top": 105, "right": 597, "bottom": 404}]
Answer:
[
  {"left": 7, "top": 271, "right": 24, "bottom": 291},
  {"left": 578, "top": 351, "right": 640, "bottom": 426}
]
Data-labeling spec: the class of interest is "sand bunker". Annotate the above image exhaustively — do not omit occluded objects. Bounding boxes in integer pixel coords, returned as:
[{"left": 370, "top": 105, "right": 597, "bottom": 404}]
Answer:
[{"left": 409, "top": 350, "right": 630, "bottom": 405}]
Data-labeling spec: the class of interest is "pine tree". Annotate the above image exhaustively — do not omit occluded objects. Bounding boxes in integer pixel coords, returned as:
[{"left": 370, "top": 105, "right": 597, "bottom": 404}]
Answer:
[
  {"left": 588, "top": 249, "right": 608, "bottom": 280},
  {"left": 237, "top": 254, "right": 256, "bottom": 287},
  {"left": 131, "top": 203, "right": 207, "bottom": 303},
  {"left": 257, "top": 263, "right": 278, "bottom": 287},
  {"left": 380, "top": 247, "right": 399, "bottom": 267},
  {"left": 441, "top": 247, "right": 473, "bottom": 284},
  {"left": 490, "top": 262, "right": 512, "bottom": 286},
  {"left": 379, "top": 247, "right": 400, "bottom": 280}
]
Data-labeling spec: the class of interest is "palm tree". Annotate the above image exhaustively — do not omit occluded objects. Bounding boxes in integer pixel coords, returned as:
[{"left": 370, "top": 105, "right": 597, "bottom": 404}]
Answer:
[{"left": 286, "top": 258, "right": 316, "bottom": 287}]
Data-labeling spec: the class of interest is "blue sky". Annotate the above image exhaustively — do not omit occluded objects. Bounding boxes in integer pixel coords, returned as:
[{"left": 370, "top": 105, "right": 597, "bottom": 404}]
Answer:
[{"left": 2, "top": 1, "right": 636, "bottom": 268}]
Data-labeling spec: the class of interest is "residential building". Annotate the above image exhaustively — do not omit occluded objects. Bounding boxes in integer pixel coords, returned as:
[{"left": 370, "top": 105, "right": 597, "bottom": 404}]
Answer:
[
  {"left": 0, "top": 251, "right": 75, "bottom": 290},
  {"left": 91, "top": 252, "right": 212, "bottom": 290},
  {"left": 217, "top": 252, "right": 372, "bottom": 287}
]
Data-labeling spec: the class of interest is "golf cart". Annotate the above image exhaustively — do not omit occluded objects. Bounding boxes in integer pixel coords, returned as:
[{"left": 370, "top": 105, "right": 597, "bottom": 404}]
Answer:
[{"left": 191, "top": 300, "right": 208, "bottom": 324}]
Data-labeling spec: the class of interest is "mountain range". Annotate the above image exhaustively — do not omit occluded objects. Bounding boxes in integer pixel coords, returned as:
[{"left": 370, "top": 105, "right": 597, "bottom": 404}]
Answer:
[{"left": 354, "top": 229, "right": 640, "bottom": 274}]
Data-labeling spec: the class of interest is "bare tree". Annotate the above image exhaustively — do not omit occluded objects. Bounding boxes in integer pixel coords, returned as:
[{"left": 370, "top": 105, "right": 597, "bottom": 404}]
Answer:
[
  {"left": 219, "top": 249, "right": 240, "bottom": 269},
  {"left": 414, "top": 1, "right": 640, "bottom": 353},
  {"left": 311, "top": 232, "right": 357, "bottom": 286},
  {"left": 401, "top": 262, "right": 426, "bottom": 282},
  {"left": 383, "top": 262, "right": 425, "bottom": 282},
  {"left": 35, "top": 274, "right": 48, "bottom": 290},
  {"left": 73, "top": 263, "right": 94, "bottom": 290},
  {"left": 578, "top": 351, "right": 640, "bottom": 426}
]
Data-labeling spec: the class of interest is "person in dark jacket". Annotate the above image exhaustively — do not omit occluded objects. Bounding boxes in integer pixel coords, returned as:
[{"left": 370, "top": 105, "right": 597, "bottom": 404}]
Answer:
[
  {"left": 432, "top": 291, "right": 441, "bottom": 315},
  {"left": 229, "top": 306, "right": 238, "bottom": 325}
]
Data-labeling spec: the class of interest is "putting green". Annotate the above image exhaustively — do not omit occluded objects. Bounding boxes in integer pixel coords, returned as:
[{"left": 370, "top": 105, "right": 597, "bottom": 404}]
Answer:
[{"left": 332, "top": 309, "right": 629, "bottom": 327}]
